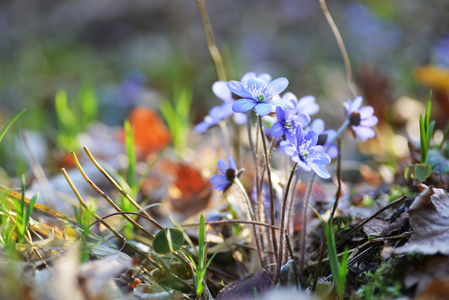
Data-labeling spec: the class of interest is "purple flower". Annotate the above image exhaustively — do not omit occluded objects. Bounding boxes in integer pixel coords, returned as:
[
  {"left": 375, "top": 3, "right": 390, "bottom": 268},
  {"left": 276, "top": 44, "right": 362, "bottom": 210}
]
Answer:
[
  {"left": 271, "top": 104, "right": 310, "bottom": 143},
  {"left": 344, "top": 96, "right": 378, "bottom": 141},
  {"left": 227, "top": 76, "right": 293, "bottom": 116},
  {"left": 194, "top": 103, "right": 232, "bottom": 133},
  {"left": 212, "top": 81, "right": 247, "bottom": 124},
  {"left": 210, "top": 156, "right": 238, "bottom": 192},
  {"left": 280, "top": 127, "right": 331, "bottom": 179},
  {"left": 282, "top": 92, "right": 320, "bottom": 116},
  {"left": 307, "top": 119, "right": 339, "bottom": 159}
]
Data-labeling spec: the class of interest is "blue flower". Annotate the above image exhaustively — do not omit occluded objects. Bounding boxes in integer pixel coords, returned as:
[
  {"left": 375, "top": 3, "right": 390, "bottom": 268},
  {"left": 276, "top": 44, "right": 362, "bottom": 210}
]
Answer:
[
  {"left": 194, "top": 103, "right": 232, "bottom": 133},
  {"left": 279, "top": 92, "right": 320, "bottom": 116},
  {"left": 227, "top": 76, "right": 293, "bottom": 116},
  {"left": 307, "top": 119, "right": 339, "bottom": 159},
  {"left": 271, "top": 104, "right": 310, "bottom": 143},
  {"left": 210, "top": 156, "right": 238, "bottom": 192},
  {"left": 344, "top": 96, "right": 378, "bottom": 141},
  {"left": 212, "top": 81, "right": 247, "bottom": 124},
  {"left": 280, "top": 127, "right": 331, "bottom": 179}
]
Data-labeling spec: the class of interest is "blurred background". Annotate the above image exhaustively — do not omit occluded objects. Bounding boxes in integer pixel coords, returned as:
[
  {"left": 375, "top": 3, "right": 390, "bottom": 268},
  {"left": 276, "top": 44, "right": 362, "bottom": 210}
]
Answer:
[{"left": 0, "top": 0, "right": 448, "bottom": 178}]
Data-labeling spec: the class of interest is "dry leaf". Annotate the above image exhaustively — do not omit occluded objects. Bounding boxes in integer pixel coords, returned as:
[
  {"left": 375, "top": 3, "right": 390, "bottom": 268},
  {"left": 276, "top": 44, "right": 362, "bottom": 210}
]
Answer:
[
  {"left": 394, "top": 186, "right": 449, "bottom": 255},
  {"left": 119, "top": 107, "right": 171, "bottom": 156}
]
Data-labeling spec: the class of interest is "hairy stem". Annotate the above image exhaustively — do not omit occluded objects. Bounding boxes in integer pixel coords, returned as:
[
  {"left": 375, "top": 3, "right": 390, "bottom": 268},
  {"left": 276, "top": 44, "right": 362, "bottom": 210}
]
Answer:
[
  {"left": 258, "top": 115, "right": 278, "bottom": 262},
  {"left": 235, "top": 178, "right": 264, "bottom": 267},
  {"left": 273, "top": 163, "right": 297, "bottom": 285},
  {"left": 299, "top": 173, "right": 316, "bottom": 274}
]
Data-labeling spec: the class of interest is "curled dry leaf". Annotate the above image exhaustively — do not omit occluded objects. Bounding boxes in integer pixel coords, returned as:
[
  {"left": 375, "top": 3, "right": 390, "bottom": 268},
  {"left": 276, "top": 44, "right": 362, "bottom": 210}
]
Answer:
[{"left": 394, "top": 185, "right": 449, "bottom": 255}]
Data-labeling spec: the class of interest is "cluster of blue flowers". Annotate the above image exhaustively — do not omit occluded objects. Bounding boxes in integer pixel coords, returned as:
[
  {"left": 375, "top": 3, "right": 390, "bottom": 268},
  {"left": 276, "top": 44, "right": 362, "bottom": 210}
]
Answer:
[{"left": 196, "top": 72, "right": 378, "bottom": 190}]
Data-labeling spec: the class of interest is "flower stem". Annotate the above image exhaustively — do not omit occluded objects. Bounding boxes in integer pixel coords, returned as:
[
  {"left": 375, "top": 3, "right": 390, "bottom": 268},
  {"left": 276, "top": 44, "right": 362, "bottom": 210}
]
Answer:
[
  {"left": 318, "top": 0, "right": 358, "bottom": 97},
  {"left": 273, "top": 163, "right": 297, "bottom": 285},
  {"left": 234, "top": 178, "right": 264, "bottom": 267},
  {"left": 258, "top": 115, "right": 278, "bottom": 263},
  {"left": 299, "top": 172, "right": 316, "bottom": 274},
  {"left": 196, "top": 0, "right": 227, "bottom": 82}
]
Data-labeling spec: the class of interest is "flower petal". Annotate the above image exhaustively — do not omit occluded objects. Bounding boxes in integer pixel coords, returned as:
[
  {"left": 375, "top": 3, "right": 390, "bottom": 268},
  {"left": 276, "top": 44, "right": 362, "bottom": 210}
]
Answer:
[
  {"left": 296, "top": 160, "right": 312, "bottom": 171},
  {"left": 227, "top": 81, "right": 252, "bottom": 98},
  {"left": 310, "top": 119, "right": 325, "bottom": 134},
  {"left": 310, "top": 163, "right": 331, "bottom": 179},
  {"left": 350, "top": 96, "right": 363, "bottom": 112},
  {"left": 194, "top": 119, "right": 213, "bottom": 133},
  {"left": 271, "top": 122, "right": 285, "bottom": 137},
  {"left": 280, "top": 141, "right": 297, "bottom": 157},
  {"left": 247, "top": 78, "right": 267, "bottom": 92},
  {"left": 241, "top": 72, "right": 256, "bottom": 85},
  {"left": 270, "top": 99, "right": 294, "bottom": 110},
  {"left": 311, "top": 150, "right": 331, "bottom": 165},
  {"left": 297, "top": 95, "right": 319, "bottom": 115},
  {"left": 359, "top": 105, "right": 374, "bottom": 118},
  {"left": 282, "top": 92, "right": 297, "bottom": 102},
  {"left": 217, "top": 159, "right": 228, "bottom": 174},
  {"left": 257, "top": 73, "right": 272, "bottom": 83},
  {"left": 360, "top": 115, "right": 378, "bottom": 127},
  {"left": 233, "top": 112, "right": 248, "bottom": 124},
  {"left": 327, "top": 145, "right": 339, "bottom": 159},
  {"left": 352, "top": 126, "right": 376, "bottom": 141},
  {"left": 212, "top": 81, "right": 232, "bottom": 101},
  {"left": 296, "top": 113, "right": 311, "bottom": 127},
  {"left": 304, "top": 130, "right": 318, "bottom": 147},
  {"left": 228, "top": 156, "right": 237, "bottom": 170},
  {"left": 254, "top": 103, "right": 272, "bottom": 116},
  {"left": 275, "top": 106, "right": 285, "bottom": 122},
  {"left": 210, "top": 174, "right": 228, "bottom": 186},
  {"left": 265, "top": 77, "right": 289, "bottom": 98},
  {"left": 232, "top": 99, "right": 257, "bottom": 113}
]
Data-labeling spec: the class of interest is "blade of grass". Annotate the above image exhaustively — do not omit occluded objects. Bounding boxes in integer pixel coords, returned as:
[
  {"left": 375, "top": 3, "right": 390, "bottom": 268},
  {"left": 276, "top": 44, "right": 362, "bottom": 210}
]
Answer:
[{"left": 0, "top": 108, "right": 26, "bottom": 144}]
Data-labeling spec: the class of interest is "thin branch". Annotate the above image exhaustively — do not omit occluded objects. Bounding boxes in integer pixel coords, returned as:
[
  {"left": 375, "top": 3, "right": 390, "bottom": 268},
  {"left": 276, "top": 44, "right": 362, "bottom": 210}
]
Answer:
[
  {"left": 318, "top": 0, "right": 359, "bottom": 97},
  {"left": 196, "top": 0, "right": 227, "bottom": 81},
  {"left": 70, "top": 151, "right": 155, "bottom": 239},
  {"left": 83, "top": 146, "right": 162, "bottom": 230}
]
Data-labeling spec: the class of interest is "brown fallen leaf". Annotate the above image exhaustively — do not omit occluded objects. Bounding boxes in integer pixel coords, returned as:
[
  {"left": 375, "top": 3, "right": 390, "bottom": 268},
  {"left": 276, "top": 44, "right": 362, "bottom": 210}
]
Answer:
[
  {"left": 216, "top": 270, "right": 272, "bottom": 300},
  {"left": 394, "top": 186, "right": 449, "bottom": 255}
]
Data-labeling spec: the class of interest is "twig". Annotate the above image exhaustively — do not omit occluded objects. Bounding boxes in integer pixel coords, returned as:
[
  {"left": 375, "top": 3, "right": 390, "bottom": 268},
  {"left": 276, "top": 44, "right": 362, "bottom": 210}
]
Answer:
[
  {"left": 196, "top": 0, "right": 227, "bottom": 82},
  {"left": 336, "top": 195, "right": 408, "bottom": 248},
  {"left": 318, "top": 0, "right": 358, "bottom": 97},
  {"left": 83, "top": 146, "right": 162, "bottom": 229},
  {"left": 70, "top": 151, "right": 155, "bottom": 239},
  {"left": 182, "top": 219, "right": 280, "bottom": 230}
]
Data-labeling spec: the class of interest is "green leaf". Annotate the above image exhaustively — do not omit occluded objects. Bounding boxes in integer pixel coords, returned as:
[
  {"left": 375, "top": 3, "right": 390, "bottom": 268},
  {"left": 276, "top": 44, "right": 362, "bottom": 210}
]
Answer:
[
  {"left": 153, "top": 228, "right": 184, "bottom": 255},
  {"left": 419, "top": 114, "right": 426, "bottom": 163},
  {"left": 415, "top": 163, "right": 432, "bottom": 181},
  {"left": 424, "top": 91, "right": 432, "bottom": 131},
  {"left": 124, "top": 119, "right": 137, "bottom": 198},
  {"left": 0, "top": 108, "right": 26, "bottom": 144},
  {"left": 198, "top": 214, "right": 205, "bottom": 270}
]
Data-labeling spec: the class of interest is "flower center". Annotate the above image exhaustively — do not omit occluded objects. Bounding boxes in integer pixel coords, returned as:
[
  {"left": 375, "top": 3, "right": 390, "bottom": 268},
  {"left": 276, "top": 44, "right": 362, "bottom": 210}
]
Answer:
[
  {"left": 349, "top": 111, "right": 361, "bottom": 126},
  {"left": 300, "top": 149, "right": 309, "bottom": 160},
  {"left": 256, "top": 94, "right": 265, "bottom": 102}
]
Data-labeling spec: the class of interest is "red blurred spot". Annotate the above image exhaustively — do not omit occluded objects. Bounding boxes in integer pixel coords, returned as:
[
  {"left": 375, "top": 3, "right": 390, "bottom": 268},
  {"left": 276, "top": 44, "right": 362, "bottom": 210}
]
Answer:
[{"left": 119, "top": 107, "right": 171, "bottom": 156}]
